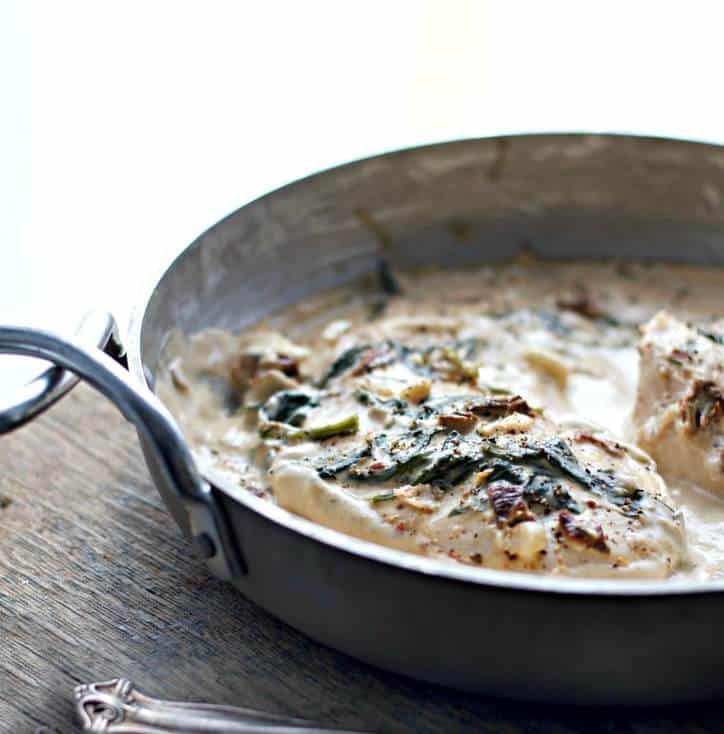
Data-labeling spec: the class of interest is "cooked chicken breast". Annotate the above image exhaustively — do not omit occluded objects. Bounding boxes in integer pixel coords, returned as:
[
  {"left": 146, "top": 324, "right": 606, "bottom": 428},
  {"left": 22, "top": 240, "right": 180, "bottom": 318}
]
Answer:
[
  {"left": 633, "top": 312, "right": 724, "bottom": 495},
  {"left": 264, "top": 341, "right": 685, "bottom": 578}
]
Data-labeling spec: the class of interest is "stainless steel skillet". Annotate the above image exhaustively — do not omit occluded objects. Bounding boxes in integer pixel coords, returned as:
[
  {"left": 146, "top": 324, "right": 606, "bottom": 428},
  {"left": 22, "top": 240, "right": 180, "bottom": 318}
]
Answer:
[{"left": 2, "top": 134, "right": 724, "bottom": 705}]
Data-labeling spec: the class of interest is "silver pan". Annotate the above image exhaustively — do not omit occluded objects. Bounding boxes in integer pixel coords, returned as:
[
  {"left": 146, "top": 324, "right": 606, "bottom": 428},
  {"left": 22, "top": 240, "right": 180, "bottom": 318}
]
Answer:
[{"left": 2, "top": 134, "right": 724, "bottom": 705}]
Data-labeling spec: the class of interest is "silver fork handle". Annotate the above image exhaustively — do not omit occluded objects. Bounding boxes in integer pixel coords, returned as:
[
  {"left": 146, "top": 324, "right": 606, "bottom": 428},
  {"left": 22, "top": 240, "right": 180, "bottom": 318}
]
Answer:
[{"left": 75, "top": 679, "right": 368, "bottom": 733}]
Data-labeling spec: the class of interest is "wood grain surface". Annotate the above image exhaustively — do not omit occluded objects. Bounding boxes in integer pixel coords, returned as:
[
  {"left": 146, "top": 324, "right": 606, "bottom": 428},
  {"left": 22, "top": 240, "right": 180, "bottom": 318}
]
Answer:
[{"left": 1, "top": 384, "right": 723, "bottom": 734}]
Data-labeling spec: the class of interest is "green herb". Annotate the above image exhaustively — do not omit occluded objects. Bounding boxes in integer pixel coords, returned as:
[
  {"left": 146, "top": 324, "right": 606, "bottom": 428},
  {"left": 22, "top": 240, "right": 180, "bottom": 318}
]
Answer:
[
  {"left": 535, "top": 439, "right": 610, "bottom": 495},
  {"left": 319, "top": 345, "right": 370, "bottom": 386},
  {"left": 413, "top": 454, "right": 479, "bottom": 489},
  {"left": 367, "top": 299, "right": 388, "bottom": 320},
  {"left": 307, "top": 393, "right": 641, "bottom": 516},
  {"left": 287, "top": 414, "right": 359, "bottom": 441},
  {"left": 360, "top": 452, "right": 430, "bottom": 482},
  {"left": 440, "top": 347, "right": 478, "bottom": 382},
  {"left": 599, "top": 314, "right": 622, "bottom": 327},
  {"left": 350, "top": 430, "right": 433, "bottom": 481},
  {"left": 527, "top": 438, "right": 640, "bottom": 514},
  {"left": 355, "top": 390, "right": 409, "bottom": 415},
  {"left": 263, "top": 390, "right": 319, "bottom": 426},
  {"left": 320, "top": 339, "right": 433, "bottom": 387},
  {"left": 378, "top": 259, "right": 402, "bottom": 296},
  {"left": 316, "top": 446, "right": 372, "bottom": 479},
  {"left": 412, "top": 434, "right": 479, "bottom": 490},
  {"left": 370, "top": 491, "right": 397, "bottom": 504},
  {"left": 479, "top": 437, "right": 641, "bottom": 514},
  {"left": 533, "top": 309, "right": 573, "bottom": 336},
  {"left": 395, "top": 342, "right": 434, "bottom": 378},
  {"left": 697, "top": 328, "right": 724, "bottom": 346},
  {"left": 524, "top": 472, "right": 581, "bottom": 514}
]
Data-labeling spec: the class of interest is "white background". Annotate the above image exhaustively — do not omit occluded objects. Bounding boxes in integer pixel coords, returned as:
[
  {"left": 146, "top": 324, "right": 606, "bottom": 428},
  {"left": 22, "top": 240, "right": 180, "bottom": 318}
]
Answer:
[{"left": 2, "top": 0, "right": 724, "bottom": 388}]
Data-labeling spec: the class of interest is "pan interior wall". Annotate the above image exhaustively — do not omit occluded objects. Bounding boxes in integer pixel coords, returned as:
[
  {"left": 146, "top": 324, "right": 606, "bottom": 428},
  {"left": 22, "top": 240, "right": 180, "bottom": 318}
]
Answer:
[{"left": 137, "top": 135, "right": 724, "bottom": 385}]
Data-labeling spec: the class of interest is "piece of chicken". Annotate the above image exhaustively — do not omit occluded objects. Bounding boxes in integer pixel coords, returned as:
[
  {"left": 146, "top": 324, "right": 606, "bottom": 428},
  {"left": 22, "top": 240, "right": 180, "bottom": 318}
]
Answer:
[
  {"left": 633, "top": 312, "right": 724, "bottom": 495},
  {"left": 266, "top": 335, "right": 687, "bottom": 579}
]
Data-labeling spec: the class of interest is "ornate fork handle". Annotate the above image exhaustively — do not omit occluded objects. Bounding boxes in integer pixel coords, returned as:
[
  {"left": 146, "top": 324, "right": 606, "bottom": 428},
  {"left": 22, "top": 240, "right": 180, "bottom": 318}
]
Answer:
[{"left": 74, "top": 679, "right": 368, "bottom": 733}]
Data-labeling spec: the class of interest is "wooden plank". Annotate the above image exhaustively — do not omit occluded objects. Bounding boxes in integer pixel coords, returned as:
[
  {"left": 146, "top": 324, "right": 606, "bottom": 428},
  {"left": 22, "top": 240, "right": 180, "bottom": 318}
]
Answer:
[{"left": 0, "top": 384, "right": 720, "bottom": 733}]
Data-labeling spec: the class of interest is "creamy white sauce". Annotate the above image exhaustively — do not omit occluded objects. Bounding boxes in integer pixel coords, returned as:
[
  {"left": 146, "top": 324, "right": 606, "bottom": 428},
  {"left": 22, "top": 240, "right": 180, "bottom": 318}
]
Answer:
[{"left": 157, "top": 260, "right": 724, "bottom": 580}]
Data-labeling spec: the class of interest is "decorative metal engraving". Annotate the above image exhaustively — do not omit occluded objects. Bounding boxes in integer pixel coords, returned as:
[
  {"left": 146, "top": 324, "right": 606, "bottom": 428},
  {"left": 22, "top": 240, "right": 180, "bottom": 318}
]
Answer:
[{"left": 74, "top": 678, "right": 365, "bottom": 733}]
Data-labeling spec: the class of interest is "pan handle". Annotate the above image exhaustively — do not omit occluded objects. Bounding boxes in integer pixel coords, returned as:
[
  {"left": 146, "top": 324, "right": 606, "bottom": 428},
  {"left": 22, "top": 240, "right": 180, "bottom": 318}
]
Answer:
[
  {"left": 0, "top": 311, "right": 123, "bottom": 433},
  {"left": 0, "top": 320, "right": 245, "bottom": 581}
]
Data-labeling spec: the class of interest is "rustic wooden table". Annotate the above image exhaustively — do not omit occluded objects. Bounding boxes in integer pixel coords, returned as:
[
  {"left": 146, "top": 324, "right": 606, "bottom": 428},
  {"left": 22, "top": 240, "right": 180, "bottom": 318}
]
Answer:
[{"left": 1, "top": 385, "right": 722, "bottom": 734}]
